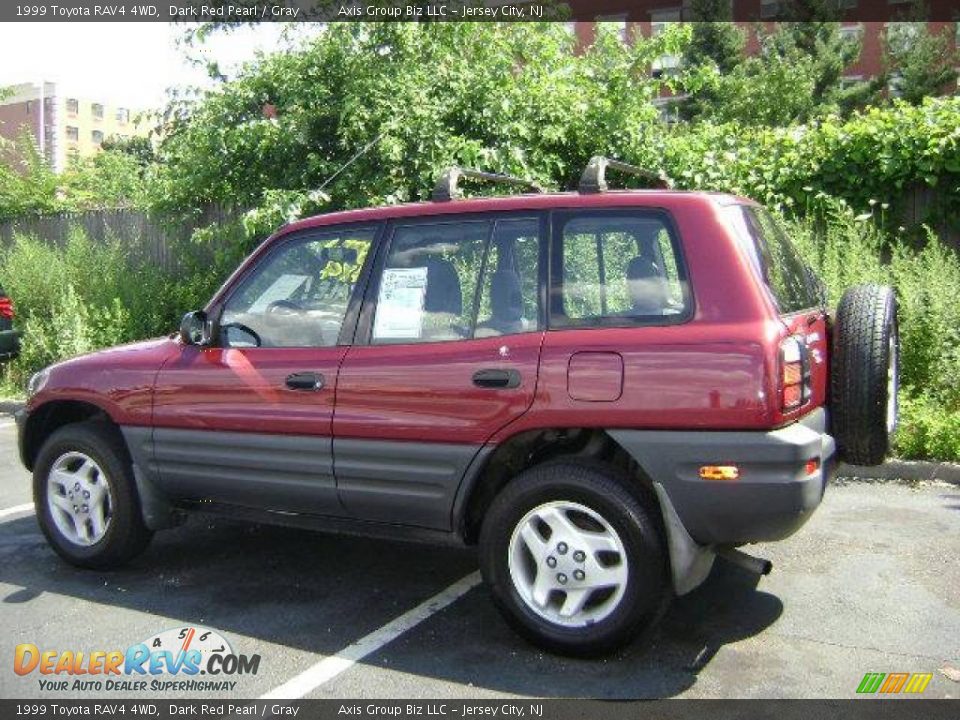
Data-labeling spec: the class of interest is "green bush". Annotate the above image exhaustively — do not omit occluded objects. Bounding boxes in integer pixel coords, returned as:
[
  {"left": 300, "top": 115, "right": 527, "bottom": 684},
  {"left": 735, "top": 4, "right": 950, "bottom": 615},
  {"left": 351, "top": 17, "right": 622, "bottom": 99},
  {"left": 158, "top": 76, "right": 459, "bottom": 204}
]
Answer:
[
  {"left": 787, "top": 208, "right": 960, "bottom": 462},
  {"left": 0, "top": 229, "right": 231, "bottom": 395}
]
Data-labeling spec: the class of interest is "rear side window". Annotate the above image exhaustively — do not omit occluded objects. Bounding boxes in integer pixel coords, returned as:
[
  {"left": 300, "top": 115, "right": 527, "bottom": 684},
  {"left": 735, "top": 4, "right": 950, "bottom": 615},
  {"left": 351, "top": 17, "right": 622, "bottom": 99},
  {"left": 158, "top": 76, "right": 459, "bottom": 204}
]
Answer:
[
  {"left": 551, "top": 211, "right": 690, "bottom": 328},
  {"left": 726, "top": 206, "right": 818, "bottom": 314},
  {"left": 371, "top": 216, "right": 541, "bottom": 344}
]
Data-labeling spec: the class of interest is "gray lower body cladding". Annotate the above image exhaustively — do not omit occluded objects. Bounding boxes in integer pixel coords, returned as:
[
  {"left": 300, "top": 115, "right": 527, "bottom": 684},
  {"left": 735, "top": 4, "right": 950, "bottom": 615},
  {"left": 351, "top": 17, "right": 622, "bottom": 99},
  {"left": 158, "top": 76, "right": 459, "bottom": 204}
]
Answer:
[
  {"left": 123, "top": 426, "right": 479, "bottom": 532},
  {"left": 609, "top": 408, "right": 835, "bottom": 546}
]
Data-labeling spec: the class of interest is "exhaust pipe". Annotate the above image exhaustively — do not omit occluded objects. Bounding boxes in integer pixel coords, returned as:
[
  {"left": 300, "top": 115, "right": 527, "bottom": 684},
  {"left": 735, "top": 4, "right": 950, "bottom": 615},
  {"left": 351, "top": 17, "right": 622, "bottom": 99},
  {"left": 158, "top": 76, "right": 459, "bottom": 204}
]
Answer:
[{"left": 718, "top": 547, "right": 773, "bottom": 576}]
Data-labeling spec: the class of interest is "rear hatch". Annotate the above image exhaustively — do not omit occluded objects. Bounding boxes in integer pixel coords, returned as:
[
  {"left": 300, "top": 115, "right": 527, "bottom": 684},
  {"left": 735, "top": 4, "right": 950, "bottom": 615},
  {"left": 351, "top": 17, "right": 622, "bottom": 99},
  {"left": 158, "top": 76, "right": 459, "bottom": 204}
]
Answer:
[{"left": 723, "top": 205, "right": 829, "bottom": 424}]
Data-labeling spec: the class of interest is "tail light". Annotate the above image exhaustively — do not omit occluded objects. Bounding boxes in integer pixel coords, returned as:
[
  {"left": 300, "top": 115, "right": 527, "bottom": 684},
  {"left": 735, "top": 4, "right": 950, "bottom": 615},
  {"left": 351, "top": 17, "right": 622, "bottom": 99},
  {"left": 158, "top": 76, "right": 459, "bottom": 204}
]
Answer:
[
  {"left": 779, "top": 336, "right": 811, "bottom": 412},
  {"left": 0, "top": 297, "right": 12, "bottom": 320}
]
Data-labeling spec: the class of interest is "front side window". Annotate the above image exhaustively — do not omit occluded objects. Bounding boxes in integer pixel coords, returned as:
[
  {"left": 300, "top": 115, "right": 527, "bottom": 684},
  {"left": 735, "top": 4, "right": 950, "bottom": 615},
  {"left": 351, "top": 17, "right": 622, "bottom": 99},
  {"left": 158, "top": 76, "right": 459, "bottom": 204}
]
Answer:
[
  {"left": 220, "top": 226, "right": 376, "bottom": 348},
  {"left": 552, "top": 212, "right": 690, "bottom": 328},
  {"left": 371, "top": 217, "right": 541, "bottom": 344}
]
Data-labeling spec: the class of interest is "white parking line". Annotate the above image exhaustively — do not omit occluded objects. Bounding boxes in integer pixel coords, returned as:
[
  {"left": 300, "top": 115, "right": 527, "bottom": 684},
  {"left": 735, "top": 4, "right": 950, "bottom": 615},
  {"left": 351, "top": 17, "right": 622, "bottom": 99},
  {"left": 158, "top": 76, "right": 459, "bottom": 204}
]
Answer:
[
  {"left": 0, "top": 421, "right": 15, "bottom": 430},
  {"left": 261, "top": 570, "right": 482, "bottom": 700},
  {"left": 0, "top": 502, "right": 34, "bottom": 520}
]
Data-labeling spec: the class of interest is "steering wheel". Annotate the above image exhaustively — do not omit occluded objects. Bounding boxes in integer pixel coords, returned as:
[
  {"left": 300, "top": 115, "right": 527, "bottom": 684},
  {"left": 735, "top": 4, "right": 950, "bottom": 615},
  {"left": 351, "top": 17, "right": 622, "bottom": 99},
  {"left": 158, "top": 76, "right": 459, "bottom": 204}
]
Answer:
[
  {"left": 266, "top": 299, "right": 303, "bottom": 313},
  {"left": 220, "top": 322, "right": 263, "bottom": 348}
]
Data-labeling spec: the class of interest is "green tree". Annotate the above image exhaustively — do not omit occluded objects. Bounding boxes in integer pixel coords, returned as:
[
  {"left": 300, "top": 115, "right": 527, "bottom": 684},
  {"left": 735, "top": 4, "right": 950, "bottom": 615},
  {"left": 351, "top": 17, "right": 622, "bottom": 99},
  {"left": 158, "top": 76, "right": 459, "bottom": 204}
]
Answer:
[
  {"left": 883, "top": 22, "right": 959, "bottom": 105},
  {"left": 683, "top": 0, "right": 745, "bottom": 73},
  {"left": 681, "top": 6, "right": 880, "bottom": 124},
  {"left": 100, "top": 135, "right": 156, "bottom": 168},
  {"left": 0, "top": 131, "right": 61, "bottom": 220},
  {"left": 151, "top": 22, "right": 683, "bottom": 229}
]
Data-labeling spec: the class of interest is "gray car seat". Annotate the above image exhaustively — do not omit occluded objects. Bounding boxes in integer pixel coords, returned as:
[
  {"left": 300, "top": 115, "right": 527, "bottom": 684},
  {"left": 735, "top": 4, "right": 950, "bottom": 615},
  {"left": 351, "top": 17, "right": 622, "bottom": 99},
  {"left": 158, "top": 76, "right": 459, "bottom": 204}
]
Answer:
[
  {"left": 477, "top": 269, "right": 526, "bottom": 336},
  {"left": 422, "top": 257, "right": 464, "bottom": 339},
  {"left": 625, "top": 256, "right": 667, "bottom": 315}
]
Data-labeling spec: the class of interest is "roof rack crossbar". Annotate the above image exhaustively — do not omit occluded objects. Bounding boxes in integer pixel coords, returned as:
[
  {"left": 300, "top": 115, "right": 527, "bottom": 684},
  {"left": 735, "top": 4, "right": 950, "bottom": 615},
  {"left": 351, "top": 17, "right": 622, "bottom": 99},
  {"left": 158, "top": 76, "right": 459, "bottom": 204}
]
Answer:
[
  {"left": 579, "top": 156, "right": 673, "bottom": 193},
  {"left": 432, "top": 166, "right": 544, "bottom": 202}
]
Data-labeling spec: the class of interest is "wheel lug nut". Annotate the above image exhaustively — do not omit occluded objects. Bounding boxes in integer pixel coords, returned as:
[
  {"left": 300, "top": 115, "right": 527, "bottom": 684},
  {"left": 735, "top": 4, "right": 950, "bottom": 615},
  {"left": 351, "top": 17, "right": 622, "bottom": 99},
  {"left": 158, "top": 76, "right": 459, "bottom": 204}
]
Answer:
[
  {"left": 82, "top": 505, "right": 88, "bottom": 513},
  {"left": 557, "top": 573, "right": 568, "bottom": 584},
  {"left": 72, "top": 506, "right": 78, "bottom": 513},
  {"left": 74, "top": 483, "right": 81, "bottom": 491},
  {"left": 546, "top": 556, "right": 557, "bottom": 568},
  {"left": 557, "top": 542, "right": 568, "bottom": 555},
  {"left": 574, "top": 569, "right": 585, "bottom": 581},
  {"left": 83, "top": 491, "right": 90, "bottom": 499},
  {"left": 573, "top": 550, "right": 586, "bottom": 563}
]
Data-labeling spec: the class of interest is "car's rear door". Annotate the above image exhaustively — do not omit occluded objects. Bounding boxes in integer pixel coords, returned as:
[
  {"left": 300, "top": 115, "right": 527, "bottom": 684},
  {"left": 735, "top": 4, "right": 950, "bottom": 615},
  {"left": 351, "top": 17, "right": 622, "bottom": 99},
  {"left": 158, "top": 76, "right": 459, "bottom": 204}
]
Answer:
[
  {"left": 332, "top": 213, "right": 547, "bottom": 529},
  {"left": 150, "top": 224, "right": 380, "bottom": 514}
]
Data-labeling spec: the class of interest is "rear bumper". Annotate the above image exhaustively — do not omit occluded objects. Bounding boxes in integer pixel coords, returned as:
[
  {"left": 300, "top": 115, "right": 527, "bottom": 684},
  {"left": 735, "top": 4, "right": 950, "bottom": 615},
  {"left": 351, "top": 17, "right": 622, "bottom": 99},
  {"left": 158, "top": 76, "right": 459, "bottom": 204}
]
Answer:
[
  {"left": 0, "top": 329, "right": 19, "bottom": 361},
  {"left": 608, "top": 408, "right": 835, "bottom": 546}
]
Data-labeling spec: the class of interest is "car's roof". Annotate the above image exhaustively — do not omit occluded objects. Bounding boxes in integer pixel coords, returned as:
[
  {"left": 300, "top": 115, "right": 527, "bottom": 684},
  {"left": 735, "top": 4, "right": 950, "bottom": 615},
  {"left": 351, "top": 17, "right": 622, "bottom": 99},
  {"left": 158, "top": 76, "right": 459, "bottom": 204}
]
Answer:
[{"left": 276, "top": 190, "right": 757, "bottom": 238}]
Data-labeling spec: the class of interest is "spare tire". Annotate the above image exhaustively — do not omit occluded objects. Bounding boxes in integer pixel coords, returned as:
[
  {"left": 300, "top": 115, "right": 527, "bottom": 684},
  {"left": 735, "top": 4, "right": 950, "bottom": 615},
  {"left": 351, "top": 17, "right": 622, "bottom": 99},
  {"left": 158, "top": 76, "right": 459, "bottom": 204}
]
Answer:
[{"left": 831, "top": 284, "right": 899, "bottom": 466}]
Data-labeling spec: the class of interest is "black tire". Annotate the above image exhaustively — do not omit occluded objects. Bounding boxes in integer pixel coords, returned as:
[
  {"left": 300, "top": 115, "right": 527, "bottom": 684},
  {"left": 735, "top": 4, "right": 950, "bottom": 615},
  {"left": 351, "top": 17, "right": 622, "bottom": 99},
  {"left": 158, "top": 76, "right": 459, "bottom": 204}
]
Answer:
[
  {"left": 33, "top": 421, "right": 153, "bottom": 569},
  {"left": 479, "top": 459, "right": 668, "bottom": 657},
  {"left": 831, "top": 284, "right": 899, "bottom": 466}
]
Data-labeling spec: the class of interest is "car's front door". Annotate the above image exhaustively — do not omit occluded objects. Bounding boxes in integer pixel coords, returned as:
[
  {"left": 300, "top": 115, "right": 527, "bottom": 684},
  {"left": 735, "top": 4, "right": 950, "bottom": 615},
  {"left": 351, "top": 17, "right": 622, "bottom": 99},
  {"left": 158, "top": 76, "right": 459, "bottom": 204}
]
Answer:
[
  {"left": 333, "top": 214, "right": 546, "bottom": 529},
  {"left": 150, "top": 224, "right": 379, "bottom": 514}
]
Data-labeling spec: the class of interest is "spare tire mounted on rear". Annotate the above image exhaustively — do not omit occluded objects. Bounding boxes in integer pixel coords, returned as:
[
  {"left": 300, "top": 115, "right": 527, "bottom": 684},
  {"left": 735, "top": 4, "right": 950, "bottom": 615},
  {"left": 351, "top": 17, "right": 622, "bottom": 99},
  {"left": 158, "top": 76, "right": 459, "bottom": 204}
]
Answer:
[{"left": 830, "top": 284, "right": 899, "bottom": 466}]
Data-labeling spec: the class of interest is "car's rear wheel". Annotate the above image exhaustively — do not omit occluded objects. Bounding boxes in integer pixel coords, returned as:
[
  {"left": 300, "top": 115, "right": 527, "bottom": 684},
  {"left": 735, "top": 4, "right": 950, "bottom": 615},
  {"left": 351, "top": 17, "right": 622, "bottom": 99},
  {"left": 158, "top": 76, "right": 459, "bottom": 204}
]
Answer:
[
  {"left": 33, "top": 421, "right": 152, "bottom": 568},
  {"left": 479, "top": 459, "right": 668, "bottom": 657},
  {"left": 831, "top": 284, "right": 899, "bottom": 466}
]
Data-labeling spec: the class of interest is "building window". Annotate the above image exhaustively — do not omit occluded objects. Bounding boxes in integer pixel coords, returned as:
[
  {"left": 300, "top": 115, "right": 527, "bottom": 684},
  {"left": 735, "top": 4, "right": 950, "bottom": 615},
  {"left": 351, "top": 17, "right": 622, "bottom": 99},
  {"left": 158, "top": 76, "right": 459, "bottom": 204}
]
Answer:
[
  {"left": 888, "top": 71, "right": 905, "bottom": 98},
  {"left": 886, "top": 23, "right": 922, "bottom": 55},
  {"left": 596, "top": 14, "right": 628, "bottom": 43},
  {"left": 838, "top": 0, "right": 858, "bottom": 8},
  {"left": 839, "top": 24, "right": 863, "bottom": 44},
  {"left": 840, "top": 75, "right": 864, "bottom": 89},
  {"left": 116, "top": 107, "right": 129, "bottom": 124},
  {"left": 650, "top": 7, "right": 682, "bottom": 76},
  {"left": 650, "top": 8, "right": 680, "bottom": 36},
  {"left": 91, "top": 103, "right": 104, "bottom": 120},
  {"left": 760, "top": 0, "right": 780, "bottom": 19},
  {"left": 25, "top": 101, "right": 33, "bottom": 114},
  {"left": 66, "top": 126, "right": 79, "bottom": 142},
  {"left": 91, "top": 130, "right": 104, "bottom": 144},
  {"left": 66, "top": 98, "right": 78, "bottom": 115}
]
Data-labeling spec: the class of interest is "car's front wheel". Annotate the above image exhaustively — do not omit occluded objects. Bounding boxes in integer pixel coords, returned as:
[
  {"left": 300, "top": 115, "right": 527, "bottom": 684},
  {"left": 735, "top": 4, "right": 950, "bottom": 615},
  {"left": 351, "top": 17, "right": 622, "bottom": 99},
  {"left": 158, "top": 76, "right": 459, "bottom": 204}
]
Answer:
[
  {"left": 33, "top": 421, "right": 152, "bottom": 569},
  {"left": 479, "top": 459, "right": 668, "bottom": 656}
]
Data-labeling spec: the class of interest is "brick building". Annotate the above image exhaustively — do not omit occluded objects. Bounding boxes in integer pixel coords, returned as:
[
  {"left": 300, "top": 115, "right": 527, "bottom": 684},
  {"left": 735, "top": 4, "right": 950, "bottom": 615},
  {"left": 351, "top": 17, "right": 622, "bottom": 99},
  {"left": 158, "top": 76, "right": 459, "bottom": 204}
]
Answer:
[
  {"left": 566, "top": 0, "right": 959, "bottom": 94},
  {"left": 0, "top": 81, "right": 148, "bottom": 172}
]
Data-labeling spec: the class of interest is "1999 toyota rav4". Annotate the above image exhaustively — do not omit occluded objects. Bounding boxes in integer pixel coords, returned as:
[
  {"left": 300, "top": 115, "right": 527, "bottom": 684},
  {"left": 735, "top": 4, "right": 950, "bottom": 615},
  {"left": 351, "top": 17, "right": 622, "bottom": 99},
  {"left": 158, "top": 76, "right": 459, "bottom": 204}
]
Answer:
[{"left": 17, "top": 159, "right": 899, "bottom": 656}]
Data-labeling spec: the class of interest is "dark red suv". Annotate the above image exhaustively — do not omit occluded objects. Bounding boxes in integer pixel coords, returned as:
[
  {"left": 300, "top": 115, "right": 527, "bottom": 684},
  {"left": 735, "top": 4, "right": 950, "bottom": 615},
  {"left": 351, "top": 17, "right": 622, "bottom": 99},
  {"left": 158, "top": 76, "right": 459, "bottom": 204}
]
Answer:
[{"left": 17, "top": 159, "right": 898, "bottom": 655}]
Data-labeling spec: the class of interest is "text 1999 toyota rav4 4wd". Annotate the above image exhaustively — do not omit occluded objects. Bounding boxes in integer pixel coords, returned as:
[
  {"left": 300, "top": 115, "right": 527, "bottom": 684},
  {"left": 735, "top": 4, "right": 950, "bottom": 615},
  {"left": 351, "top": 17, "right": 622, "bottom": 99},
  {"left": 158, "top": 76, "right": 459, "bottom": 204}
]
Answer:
[{"left": 17, "top": 158, "right": 899, "bottom": 656}]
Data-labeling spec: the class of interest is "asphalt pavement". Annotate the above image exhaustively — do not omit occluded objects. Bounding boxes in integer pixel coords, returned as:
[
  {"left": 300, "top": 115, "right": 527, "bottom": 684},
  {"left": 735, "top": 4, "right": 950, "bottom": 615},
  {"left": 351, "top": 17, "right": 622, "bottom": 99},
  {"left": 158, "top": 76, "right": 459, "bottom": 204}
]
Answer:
[{"left": 1, "top": 413, "right": 957, "bottom": 699}]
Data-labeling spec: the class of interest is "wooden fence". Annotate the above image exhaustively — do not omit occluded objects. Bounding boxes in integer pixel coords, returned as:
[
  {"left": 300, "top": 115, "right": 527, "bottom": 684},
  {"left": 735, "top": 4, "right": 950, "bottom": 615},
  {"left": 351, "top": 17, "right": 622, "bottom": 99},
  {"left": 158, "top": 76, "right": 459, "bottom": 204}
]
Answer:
[
  {"left": 0, "top": 188, "right": 955, "bottom": 268},
  {"left": 0, "top": 206, "right": 239, "bottom": 272}
]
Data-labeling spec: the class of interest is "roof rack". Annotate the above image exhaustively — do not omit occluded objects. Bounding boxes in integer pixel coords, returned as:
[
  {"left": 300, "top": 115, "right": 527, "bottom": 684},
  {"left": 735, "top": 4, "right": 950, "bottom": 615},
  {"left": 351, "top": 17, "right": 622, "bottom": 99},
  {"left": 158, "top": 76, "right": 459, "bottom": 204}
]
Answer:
[
  {"left": 579, "top": 156, "right": 673, "bottom": 193},
  {"left": 432, "top": 166, "right": 544, "bottom": 202}
]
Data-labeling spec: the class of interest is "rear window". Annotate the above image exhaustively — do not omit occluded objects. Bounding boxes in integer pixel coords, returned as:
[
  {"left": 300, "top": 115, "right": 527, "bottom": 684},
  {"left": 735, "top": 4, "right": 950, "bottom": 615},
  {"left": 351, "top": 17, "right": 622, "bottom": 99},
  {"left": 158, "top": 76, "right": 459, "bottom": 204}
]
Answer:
[
  {"left": 551, "top": 211, "right": 691, "bottom": 328},
  {"left": 725, "top": 205, "right": 818, "bottom": 314}
]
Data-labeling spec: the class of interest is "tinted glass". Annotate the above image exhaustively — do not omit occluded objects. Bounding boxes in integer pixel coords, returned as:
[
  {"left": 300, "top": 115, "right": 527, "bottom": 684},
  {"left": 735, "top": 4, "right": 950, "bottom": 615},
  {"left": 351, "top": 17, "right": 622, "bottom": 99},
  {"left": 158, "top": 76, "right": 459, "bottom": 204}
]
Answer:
[
  {"left": 726, "top": 206, "right": 817, "bottom": 314},
  {"left": 221, "top": 227, "right": 375, "bottom": 348},
  {"left": 372, "top": 217, "right": 541, "bottom": 344},
  {"left": 554, "top": 212, "right": 689, "bottom": 327}
]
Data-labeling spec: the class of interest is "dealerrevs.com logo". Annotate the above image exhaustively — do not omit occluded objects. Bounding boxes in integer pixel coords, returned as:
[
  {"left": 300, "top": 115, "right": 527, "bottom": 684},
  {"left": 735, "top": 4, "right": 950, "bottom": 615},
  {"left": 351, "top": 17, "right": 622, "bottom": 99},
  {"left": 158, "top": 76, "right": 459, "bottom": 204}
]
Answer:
[{"left": 14, "top": 626, "right": 261, "bottom": 693}]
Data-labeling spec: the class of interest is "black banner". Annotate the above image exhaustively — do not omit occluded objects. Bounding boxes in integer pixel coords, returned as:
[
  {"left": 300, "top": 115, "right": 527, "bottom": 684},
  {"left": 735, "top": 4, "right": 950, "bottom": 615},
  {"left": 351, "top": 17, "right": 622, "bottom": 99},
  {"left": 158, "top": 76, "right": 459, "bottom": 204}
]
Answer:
[
  {"left": 3, "top": 700, "right": 960, "bottom": 720},
  {"left": 2, "top": 0, "right": 960, "bottom": 23}
]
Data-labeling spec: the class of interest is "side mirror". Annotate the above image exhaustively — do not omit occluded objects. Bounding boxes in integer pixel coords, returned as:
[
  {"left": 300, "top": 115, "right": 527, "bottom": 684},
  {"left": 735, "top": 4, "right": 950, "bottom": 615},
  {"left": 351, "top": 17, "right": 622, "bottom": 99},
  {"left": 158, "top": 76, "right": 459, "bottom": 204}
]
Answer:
[{"left": 179, "top": 311, "right": 210, "bottom": 346}]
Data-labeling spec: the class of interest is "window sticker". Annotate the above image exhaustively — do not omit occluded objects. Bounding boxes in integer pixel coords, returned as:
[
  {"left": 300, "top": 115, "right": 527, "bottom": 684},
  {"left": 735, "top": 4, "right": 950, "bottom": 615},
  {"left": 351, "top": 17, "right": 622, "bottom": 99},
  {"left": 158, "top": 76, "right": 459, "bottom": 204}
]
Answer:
[
  {"left": 247, "top": 274, "right": 310, "bottom": 313},
  {"left": 373, "top": 267, "right": 429, "bottom": 340}
]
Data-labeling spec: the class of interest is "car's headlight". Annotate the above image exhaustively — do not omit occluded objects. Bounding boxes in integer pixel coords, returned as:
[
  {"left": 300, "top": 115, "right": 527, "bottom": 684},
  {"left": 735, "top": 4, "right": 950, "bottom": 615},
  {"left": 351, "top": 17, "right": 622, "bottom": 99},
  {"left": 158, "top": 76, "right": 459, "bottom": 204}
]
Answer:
[{"left": 26, "top": 368, "right": 50, "bottom": 399}]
